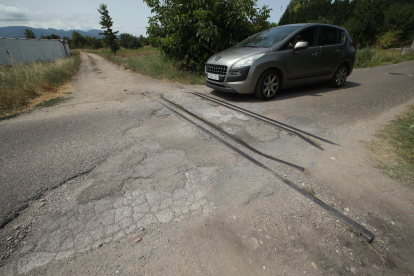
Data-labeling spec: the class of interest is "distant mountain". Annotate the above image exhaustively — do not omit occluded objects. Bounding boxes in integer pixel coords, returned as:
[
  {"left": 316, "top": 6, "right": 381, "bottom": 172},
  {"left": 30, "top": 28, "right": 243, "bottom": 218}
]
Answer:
[{"left": 0, "top": 26, "right": 105, "bottom": 39}]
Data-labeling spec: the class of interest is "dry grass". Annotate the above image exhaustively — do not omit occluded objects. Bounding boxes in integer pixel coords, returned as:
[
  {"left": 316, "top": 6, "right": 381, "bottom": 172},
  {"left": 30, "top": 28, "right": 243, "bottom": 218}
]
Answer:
[
  {"left": 28, "top": 83, "right": 72, "bottom": 107},
  {"left": 364, "top": 105, "right": 414, "bottom": 185},
  {"left": 0, "top": 54, "right": 80, "bottom": 116}
]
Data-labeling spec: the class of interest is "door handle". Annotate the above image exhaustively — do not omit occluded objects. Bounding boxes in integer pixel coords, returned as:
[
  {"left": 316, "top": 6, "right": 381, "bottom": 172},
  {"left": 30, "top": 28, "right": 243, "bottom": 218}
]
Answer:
[
  {"left": 312, "top": 52, "right": 319, "bottom": 57},
  {"left": 335, "top": 49, "right": 342, "bottom": 53}
]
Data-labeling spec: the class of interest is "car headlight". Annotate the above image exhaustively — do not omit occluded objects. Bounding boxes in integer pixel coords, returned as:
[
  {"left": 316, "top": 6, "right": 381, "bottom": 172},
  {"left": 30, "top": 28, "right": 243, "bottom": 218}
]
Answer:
[{"left": 232, "top": 54, "right": 265, "bottom": 69}]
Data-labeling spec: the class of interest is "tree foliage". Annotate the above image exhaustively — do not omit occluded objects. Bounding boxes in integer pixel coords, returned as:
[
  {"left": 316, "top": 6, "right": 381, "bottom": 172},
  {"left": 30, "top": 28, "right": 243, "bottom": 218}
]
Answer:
[
  {"left": 279, "top": 0, "right": 414, "bottom": 48},
  {"left": 41, "top": 34, "right": 61, "bottom": 39},
  {"left": 377, "top": 30, "right": 403, "bottom": 49},
  {"left": 71, "top": 31, "right": 87, "bottom": 48},
  {"left": 344, "top": 0, "right": 384, "bottom": 47},
  {"left": 84, "top": 36, "right": 103, "bottom": 49},
  {"left": 69, "top": 31, "right": 103, "bottom": 49},
  {"left": 138, "top": 35, "right": 150, "bottom": 46},
  {"left": 119, "top": 33, "right": 142, "bottom": 49},
  {"left": 98, "top": 3, "right": 120, "bottom": 54},
  {"left": 24, "top": 29, "right": 36, "bottom": 39},
  {"left": 144, "top": 0, "right": 273, "bottom": 70}
]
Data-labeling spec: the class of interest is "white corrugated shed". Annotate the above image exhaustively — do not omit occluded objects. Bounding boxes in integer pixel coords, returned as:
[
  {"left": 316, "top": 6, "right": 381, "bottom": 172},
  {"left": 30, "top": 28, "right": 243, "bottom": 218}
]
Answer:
[{"left": 0, "top": 38, "right": 71, "bottom": 65}]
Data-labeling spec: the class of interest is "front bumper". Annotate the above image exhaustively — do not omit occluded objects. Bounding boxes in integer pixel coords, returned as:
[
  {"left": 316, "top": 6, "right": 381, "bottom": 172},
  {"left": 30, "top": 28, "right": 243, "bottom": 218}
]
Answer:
[
  {"left": 205, "top": 65, "right": 254, "bottom": 94},
  {"left": 205, "top": 81, "right": 238, "bottom": 93}
]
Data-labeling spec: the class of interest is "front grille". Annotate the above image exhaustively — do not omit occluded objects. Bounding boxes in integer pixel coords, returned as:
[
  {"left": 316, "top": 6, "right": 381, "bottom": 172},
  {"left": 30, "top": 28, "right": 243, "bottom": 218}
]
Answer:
[{"left": 206, "top": 64, "right": 227, "bottom": 75}]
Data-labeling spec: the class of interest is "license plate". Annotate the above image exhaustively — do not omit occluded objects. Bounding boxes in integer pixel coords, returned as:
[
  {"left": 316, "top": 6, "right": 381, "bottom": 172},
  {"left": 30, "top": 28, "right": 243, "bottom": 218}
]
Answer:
[{"left": 207, "top": 73, "right": 219, "bottom": 80}]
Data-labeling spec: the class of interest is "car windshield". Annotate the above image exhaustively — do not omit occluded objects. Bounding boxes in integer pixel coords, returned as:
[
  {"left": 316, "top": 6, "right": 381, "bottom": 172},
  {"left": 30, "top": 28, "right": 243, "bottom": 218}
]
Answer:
[{"left": 235, "top": 25, "right": 302, "bottom": 48}]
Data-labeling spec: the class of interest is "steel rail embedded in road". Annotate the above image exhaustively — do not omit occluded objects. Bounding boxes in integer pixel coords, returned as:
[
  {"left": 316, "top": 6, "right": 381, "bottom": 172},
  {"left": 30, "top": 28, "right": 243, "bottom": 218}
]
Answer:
[
  {"left": 190, "top": 91, "right": 339, "bottom": 147},
  {"left": 157, "top": 97, "right": 374, "bottom": 242},
  {"left": 159, "top": 94, "right": 304, "bottom": 171}
]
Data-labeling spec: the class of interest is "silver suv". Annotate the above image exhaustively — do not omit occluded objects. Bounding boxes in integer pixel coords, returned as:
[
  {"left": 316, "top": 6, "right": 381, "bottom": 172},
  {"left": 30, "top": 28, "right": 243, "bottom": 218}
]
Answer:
[{"left": 205, "top": 24, "right": 356, "bottom": 100}]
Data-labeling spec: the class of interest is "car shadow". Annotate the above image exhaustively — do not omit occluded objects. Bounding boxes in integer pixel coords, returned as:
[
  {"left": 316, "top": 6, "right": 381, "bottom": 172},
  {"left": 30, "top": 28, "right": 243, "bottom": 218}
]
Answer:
[{"left": 209, "top": 81, "right": 361, "bottom": 103}]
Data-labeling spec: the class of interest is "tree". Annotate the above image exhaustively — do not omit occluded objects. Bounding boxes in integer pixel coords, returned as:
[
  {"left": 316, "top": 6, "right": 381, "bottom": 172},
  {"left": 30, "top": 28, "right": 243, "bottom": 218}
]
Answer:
[
  {"left": 119, "top": 33, "right": 142, "bottom": 49},
  {"left": 41, "top": 34, "right": 61, "bottom": 39},
  {"left": 144, "top": 0, "right": 272, "bottom": 71},
  {"left": 344, "top": 0, "right": 384, "bottom": 47},
  {"left": 384, "top": 2, "right": 414, "bottom": 42},
  {"left": 98, "top": 3, "right": 119, "bottom": 54},
  {"left": 138, "top": 35, "right": 150, "bottom": 46},
  {"left": 85, "top": 36, "right": 103, "bottom": 49},
  {"left": 71, "top": 31, "right": 87, "bottom": 48},
  {"left": 278, "top": 0, "right": 414, "bottom": 47},
  {"left": 24, "top": 29, "right": 36, "bottom": 39}
]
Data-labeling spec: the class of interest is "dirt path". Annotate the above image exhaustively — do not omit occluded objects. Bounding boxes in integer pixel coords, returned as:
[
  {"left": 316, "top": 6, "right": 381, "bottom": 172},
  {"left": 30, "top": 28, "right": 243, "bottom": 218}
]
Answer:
[{"left": 1, "top": 53, "right": 413, "bottom": 275}]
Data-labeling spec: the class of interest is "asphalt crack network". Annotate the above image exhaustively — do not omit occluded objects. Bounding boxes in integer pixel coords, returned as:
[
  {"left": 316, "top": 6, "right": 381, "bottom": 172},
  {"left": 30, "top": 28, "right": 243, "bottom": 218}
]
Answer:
[
  {"left": 12, "top": 171, "right": 211, "bottom": 274},
  {"left": 0, "top": 166, "right": 98, "bottom": 230}
]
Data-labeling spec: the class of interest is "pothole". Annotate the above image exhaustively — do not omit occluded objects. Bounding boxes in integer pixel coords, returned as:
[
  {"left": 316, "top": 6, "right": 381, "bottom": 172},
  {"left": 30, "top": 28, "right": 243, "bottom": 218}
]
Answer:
[{"left": 386, "top": 72, "right": 412, "bottom": 76}]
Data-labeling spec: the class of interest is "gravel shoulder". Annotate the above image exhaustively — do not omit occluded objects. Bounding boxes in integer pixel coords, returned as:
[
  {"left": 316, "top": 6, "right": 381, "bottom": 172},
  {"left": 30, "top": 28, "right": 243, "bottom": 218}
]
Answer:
[{"left": 1, "top": 54, "right": 413, "bottom": 275}]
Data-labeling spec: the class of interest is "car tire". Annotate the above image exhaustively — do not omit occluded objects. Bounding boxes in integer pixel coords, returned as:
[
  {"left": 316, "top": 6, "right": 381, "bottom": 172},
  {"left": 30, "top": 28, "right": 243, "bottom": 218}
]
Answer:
[
  {"left": 330, "top": 64, "right": 348, "bottom": 88},
  {"left": 254, "top": 70, "right": 281, "bottom": 100}
]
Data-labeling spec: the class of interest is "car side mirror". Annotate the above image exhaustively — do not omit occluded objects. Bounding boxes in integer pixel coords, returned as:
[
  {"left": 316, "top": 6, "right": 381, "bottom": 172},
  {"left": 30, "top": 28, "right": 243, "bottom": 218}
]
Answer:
[{"left": 294, "top": 41, "right": 308, "bottom": 52}]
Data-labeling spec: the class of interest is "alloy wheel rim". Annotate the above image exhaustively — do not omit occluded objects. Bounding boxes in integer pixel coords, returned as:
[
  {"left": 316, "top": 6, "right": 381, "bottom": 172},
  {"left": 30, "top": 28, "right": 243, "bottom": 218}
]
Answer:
[
  {"left": 335, "top": 67, "right": 347, "bottom": 86},
  {"left": 263, "top": 74, "right": 278, "bottom": 97}
]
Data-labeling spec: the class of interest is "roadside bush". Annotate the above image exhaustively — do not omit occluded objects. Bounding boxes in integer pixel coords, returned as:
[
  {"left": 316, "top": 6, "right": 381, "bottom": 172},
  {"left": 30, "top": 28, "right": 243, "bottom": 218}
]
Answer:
[
  {"left": 354, "top": 47, "right": 414, "bottom": 69},
  {"left": 355, "top": 47, "right": 375, "bottom": 67},
  {"left": 144, "top": 0, "right": 273, "bottom": 71},
  {"left": 377, "top": 30, "right": 403, "bottom": 49}
]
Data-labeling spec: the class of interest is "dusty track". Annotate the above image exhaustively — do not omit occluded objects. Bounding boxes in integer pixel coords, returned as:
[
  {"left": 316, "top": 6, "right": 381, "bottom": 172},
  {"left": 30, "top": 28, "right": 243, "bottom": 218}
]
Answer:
[{"left": 1, "top": 53, "right": 413, "bottom": 275}]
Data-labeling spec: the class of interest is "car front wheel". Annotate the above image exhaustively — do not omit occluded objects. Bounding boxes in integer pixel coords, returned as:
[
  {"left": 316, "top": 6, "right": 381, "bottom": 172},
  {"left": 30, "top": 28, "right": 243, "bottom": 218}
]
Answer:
[
  {"left": 330, "top": 64, "right": 348, "bottom": 88},
  {"left": 254, "top": 70, "right": 280, "bottom": 100}
]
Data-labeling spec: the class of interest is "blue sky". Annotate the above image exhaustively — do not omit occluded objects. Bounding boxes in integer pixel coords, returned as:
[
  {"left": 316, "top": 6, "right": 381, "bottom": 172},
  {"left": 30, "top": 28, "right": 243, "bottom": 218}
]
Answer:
[{"left": 0, "top": 0, "right": 290, "bottom": 37}]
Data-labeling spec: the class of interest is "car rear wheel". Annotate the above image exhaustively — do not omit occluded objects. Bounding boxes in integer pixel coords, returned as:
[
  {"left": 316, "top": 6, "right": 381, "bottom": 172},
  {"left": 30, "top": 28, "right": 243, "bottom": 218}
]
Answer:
[
  {"left": 254, "top": 70, "right": 280, "bottom": 100},
  {"left": 330, "top": 64, "right": 348, "bottom": 88}
]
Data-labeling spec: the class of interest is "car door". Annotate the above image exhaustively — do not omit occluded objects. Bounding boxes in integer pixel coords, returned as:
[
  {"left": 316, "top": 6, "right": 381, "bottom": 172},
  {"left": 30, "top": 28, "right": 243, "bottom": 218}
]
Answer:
[
  {"left": 318, "top": 27, "right": 345, "bottom": 79},
  {"left": 284, "top": 27, "right": 321, "bottom": 84}
]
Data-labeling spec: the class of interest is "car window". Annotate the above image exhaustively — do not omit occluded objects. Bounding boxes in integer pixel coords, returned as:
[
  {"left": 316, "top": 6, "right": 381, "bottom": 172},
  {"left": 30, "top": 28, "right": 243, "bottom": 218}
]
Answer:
[
  {"left": 235, "top": 25, "right": 302, "bottom": 48},
  {"left": 321, "top": 27, "right": 343, "bottom": 45},
  {"left": 285, "top": 27, "right": 318, "bottom": 49},
  {"left": 339, "top": 30, "right": 345, "bottom": 43}
]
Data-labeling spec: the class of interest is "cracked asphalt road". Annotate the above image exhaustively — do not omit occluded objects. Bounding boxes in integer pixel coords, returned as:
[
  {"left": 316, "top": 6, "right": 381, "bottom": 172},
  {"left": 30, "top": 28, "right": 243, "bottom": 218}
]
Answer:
[{"left": 0, "top": 53, "right": 413, "bottom": 275}]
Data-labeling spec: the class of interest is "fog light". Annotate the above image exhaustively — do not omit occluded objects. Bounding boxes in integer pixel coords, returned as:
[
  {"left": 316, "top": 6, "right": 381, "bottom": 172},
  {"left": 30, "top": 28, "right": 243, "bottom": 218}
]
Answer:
[{"left": 231, "top": 71, "right": 242, "bottom": 75}]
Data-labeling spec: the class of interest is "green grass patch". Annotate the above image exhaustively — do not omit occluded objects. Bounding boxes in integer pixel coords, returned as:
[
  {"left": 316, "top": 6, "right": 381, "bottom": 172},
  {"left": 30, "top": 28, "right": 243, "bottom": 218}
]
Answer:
[
  {"left": 0, "top": 54, "right": 80, "bottom": 116},
  {"left": 355, "top": 48, "right": 414, "bottom": 68},
  {"left": 33, "top": 96, "right": 69, "bottom": 108},
  {"left": 363, "top": 104, "right": 414, "bottom": 185},
  {"left": 0, "top": 96, "right": 71, "bottom": 121},
  {"left": 90, "top": 48, "right": 205, "bottom": 85},
  {"left": 303, "top": 186, "right": 315, "bottom": 196},
  {"left": 0, "top": 112, "right": 23, "bottom": 121}
]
